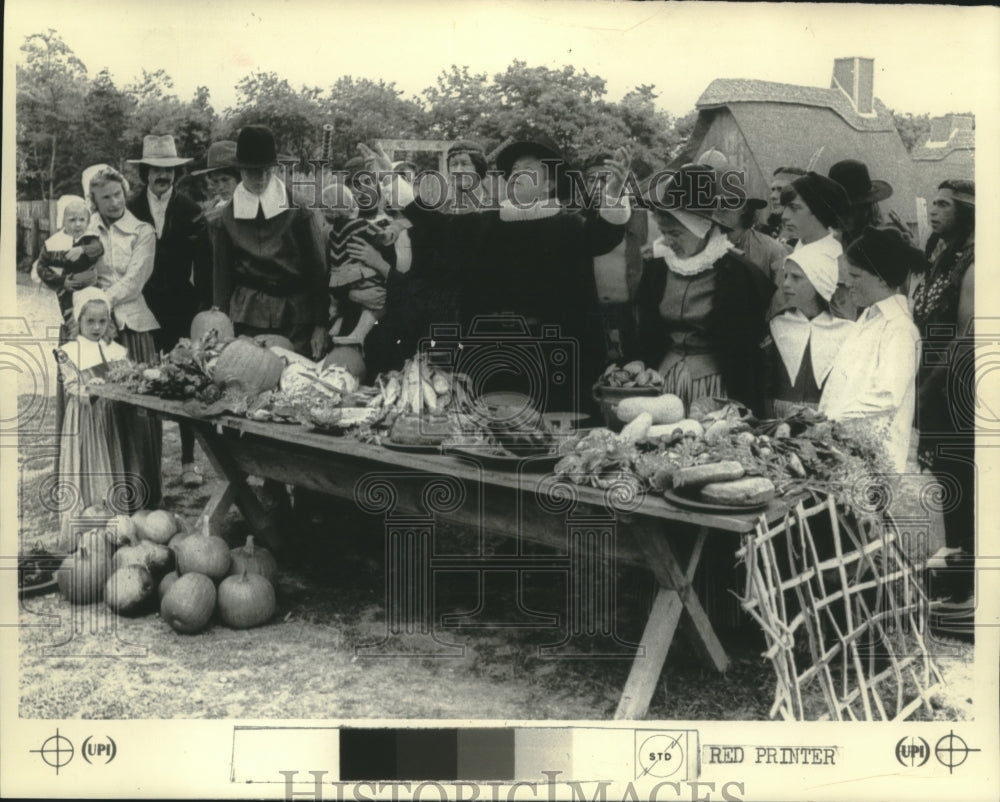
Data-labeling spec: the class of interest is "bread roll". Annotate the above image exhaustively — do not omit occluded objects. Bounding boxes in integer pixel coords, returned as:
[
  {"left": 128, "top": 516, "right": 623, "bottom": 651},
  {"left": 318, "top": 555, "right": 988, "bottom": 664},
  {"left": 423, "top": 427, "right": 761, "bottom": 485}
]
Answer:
[
  {"left": 672, "top": 460, "right": 745, "bottom": 490},
  {"left": 699, "top": 476, "right": 775, "bottom": 506}
]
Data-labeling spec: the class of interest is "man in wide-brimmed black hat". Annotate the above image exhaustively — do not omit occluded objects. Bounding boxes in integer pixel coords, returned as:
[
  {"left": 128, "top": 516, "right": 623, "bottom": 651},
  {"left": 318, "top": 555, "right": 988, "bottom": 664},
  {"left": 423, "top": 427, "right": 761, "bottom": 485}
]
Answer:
[
  {"left": 210, "top": 125, "right": 328, "bottom": 359},
  {"left": 127, "top": 134, "right": 213, "bottom": 487}
]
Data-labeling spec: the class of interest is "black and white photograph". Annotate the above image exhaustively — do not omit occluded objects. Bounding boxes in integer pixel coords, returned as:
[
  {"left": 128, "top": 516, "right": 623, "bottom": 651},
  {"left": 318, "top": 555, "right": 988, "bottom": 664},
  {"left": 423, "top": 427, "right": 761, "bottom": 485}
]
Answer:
[{"left": 2, "top": 1, "right": 998, "bottom": 800}]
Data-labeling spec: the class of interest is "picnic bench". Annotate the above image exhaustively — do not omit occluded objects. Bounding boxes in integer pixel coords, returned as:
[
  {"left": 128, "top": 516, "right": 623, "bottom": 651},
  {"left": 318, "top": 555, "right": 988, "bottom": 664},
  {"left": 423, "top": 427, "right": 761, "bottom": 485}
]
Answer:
[{"left": 89, "top": 383, "right": 801, "bottom": 719}]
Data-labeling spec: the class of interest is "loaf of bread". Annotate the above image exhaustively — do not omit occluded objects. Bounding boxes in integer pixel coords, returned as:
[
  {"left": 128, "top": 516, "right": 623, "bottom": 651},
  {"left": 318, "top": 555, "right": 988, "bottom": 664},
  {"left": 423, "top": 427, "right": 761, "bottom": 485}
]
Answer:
[
  {"left": 389, "top": 414, "right": 459, "bottom": 446},
  {"left": 672, "top": 460, "right": 745, "bottom": 490},
  {"left": 699, "top": 476, "right": 775, "bottom": 506}
]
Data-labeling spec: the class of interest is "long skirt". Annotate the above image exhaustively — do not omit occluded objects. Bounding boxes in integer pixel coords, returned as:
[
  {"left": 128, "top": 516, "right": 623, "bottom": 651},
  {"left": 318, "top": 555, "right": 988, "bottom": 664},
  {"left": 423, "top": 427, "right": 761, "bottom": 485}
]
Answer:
[
  {"left": 57, "top": 386, "right": 116, "bottom": 550},
  {"left": 116, "top": 329, "right": 163, "bottom": 510}
]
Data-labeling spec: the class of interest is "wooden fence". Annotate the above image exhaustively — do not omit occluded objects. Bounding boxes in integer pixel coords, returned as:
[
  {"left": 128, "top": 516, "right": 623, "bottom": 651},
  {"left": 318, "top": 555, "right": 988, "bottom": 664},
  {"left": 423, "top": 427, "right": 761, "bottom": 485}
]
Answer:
[{"left": 16, "top": 200, "right": 57, "bottom": 267}]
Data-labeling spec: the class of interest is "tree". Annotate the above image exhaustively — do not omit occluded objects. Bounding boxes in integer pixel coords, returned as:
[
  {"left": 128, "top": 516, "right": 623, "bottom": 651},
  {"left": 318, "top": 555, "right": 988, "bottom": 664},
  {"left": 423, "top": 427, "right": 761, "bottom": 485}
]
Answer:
[
  {"left": 225, "top": 71, "right": 325, "bottom": 163},
  {"left": 321, "top": 76, "right": 427, "bottom": 167},
  {"left": 16, "top": 29, "right": 88, "bottom": 199},
  {"left": 71, "top": 69, "right": 135, "bottom": 174},
  {"left": 489, "top": 61, "right": 623, "bottom": 161},
  {"left": 422, "top": 66, "right": 497, "bottom": 142},
  {"left": 891, "top": 111, "right": 932, "bottom": 153}
]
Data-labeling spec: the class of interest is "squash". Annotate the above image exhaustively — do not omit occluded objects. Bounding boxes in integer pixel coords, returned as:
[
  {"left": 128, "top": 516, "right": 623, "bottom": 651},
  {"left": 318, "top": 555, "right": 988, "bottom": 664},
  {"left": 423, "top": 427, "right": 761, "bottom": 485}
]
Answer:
[
  {"left": 254, "top": 333, "right": 295, "bottom": 352},
  {"left": 137, "top": 509, "right": 176, "bottom": 545},
  {"left": 158, "top": 570, "right": 180, "bottom": 602},
  {"left": 176, "top": 531, "right": 232, "bottom": 582},
  {"left": 229, "top": 536, "right": 278, "bottom": 586},
  {"left": 212, "top": 336, "right": 285, "bottom": 396},
  {"left": 703, "top": 419, "right": 731, "bottom": 445},
  {"left": 160, "top": 573, "right": 216, "bottom": 634},
  {"left": 322, "top": 346, "right": 366, "bottom": 380},
  {"left": 112, "top": 541, "right": 175, "bottom": 579},
  {"left": 615, "top": 394, "right": 685, "bottom": 425},
  {"left": 618, "top": 412, "right": 653, "bottom": 444},
  {"left": 217, "top": 570, "right": 276, "bottom": 629},
  {"left": 649, "top": 419, "right": 704, "bottom": 439},
  {"left": 105, "top": 565, "right": 155, "bottom": 615},
  {"left": 57, "top": 541, "right": 112, "bottom": 605},
  {"left": 190, "top": 307, "right": 235, "bottom": 341}
]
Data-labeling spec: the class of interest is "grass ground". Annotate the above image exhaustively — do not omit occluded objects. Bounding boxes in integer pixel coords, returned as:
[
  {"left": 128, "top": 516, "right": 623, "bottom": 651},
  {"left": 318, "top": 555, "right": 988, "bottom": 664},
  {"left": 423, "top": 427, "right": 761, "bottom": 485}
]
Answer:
[{"left": 12, "top": 276, "right": 974, "bottom": 721}]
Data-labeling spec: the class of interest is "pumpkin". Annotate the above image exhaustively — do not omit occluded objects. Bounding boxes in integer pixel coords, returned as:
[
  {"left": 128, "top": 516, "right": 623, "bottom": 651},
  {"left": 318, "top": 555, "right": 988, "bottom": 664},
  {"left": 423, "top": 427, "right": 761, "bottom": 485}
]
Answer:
[
  {"left": 190, "top": 307, "right": 235, "bottom": 341},
  {"left": 138, "top": 510, "right": 177, "bottom": 544},
  {"left": 217, "top": 570, "right": 276, "bottom": 629},
  {"left": 212, "top": 337, "right": 285, "bottom": 396},
  {"left": 160, "top": 573, "right": 216, "bottom": 634},
  {"left": 176, "top": 531, "right": 232, "bottom": 582},
  {"left": 57, "top": 542, "right": 112, "bottom": 605},
  {"left": 81, "top": 502, "right": 112, "bottom": 525},
  {"left": 104, "top": 514, "right": 138, "bottom": 549},
  {"left": 229, "top": 535, "right": 279, "bottom": 585},
  {"left": 322, "top": 346, "right": 366, "bottom": 380},
  {"left": 158, "top": 570, "right": 180, "bottom": 601},
  {"left": 105, "top": 565, "right": 155, "bottom": 615},
  {"left": 254, "top": 333, "right": 295, "bottom": 352},
  {"left": 112, "top": 542, "right": 175, "bottom": 578},
  {"left": 168, "top": 530, "right": 193, "bottom": 553}
]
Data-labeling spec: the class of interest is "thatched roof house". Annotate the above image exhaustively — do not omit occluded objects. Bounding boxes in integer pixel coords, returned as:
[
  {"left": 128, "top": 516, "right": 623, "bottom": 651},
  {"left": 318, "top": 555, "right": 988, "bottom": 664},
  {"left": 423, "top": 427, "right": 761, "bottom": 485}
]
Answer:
[
  {"left": 911, "top": 114, "right": 975, "bottom": 203},
  {"left": 673, "top": 57, "right": 918, "bottom": 226}
]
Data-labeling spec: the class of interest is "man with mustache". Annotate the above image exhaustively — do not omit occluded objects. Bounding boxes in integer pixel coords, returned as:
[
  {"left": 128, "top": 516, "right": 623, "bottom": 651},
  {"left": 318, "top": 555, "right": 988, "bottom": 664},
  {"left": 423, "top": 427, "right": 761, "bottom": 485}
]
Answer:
[{"left": 127, "top": 134, "right": 212, "bottom": 487}]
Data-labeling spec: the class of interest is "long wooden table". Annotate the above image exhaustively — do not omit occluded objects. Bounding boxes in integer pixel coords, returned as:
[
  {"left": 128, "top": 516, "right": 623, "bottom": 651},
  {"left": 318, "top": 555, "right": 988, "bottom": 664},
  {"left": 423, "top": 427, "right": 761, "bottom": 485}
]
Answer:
[{"left": 91, "top": 383, "right": 796, "bottom": 719}]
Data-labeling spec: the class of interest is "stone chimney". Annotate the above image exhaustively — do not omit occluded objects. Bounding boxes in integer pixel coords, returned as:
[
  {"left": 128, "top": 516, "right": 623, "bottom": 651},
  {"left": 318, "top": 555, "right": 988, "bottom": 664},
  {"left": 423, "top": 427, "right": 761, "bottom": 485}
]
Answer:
[
  {"left": 831, "top": 57, "right": 875, "bottom": 115},
  {"left": 927, "top": 114, "right": 975, "bottom": 144}
]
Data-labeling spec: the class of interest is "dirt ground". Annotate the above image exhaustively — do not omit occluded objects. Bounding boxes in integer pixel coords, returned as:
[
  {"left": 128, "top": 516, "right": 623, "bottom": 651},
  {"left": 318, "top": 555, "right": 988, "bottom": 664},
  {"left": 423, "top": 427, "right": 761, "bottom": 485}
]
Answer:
[{"left": 12, "top": 277, "right": 975, "bottom": 721}]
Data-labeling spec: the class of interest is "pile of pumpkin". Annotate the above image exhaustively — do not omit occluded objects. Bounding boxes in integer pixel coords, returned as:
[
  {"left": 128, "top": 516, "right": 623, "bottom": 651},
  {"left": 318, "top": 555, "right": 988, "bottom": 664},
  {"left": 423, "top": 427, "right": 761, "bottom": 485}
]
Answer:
[{"left": 57, "top": 504, "right": 278, "bottom": 634}]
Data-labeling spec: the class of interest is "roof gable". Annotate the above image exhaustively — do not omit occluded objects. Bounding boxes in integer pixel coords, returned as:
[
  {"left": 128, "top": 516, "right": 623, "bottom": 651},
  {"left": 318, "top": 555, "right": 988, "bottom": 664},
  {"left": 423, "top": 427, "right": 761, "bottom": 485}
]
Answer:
[{"left": 696, "top": 78, "right": 895, "bottom": 132}]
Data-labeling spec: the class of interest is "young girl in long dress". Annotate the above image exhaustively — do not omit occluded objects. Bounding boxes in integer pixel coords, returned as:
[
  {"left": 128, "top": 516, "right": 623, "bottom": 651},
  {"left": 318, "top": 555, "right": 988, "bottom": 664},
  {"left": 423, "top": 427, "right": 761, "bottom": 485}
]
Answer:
[{"left": 55, "top": 288, "right": 138, "bottom": 550}]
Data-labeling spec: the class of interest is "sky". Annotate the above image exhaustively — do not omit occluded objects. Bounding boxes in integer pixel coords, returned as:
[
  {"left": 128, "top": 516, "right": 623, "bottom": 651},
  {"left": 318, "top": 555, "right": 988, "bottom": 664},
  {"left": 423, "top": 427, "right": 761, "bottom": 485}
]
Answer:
[{"left": 6, "top": 0, "right": 998, "bottom": 118}]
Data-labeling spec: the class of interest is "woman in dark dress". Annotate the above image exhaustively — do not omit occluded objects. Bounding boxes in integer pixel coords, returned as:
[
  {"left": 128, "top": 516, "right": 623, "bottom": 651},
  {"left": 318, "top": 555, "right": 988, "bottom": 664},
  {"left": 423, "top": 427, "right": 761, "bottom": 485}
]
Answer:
[{"left": 635, "top": 164, "right": 775, "bottom": 415}]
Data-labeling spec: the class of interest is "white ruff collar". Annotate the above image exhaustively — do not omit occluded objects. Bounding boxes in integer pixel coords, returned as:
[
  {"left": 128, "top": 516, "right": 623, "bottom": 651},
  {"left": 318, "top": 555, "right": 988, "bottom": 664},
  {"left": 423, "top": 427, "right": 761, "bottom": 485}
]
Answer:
[
  {"left": 233, "top": 175, "right": 288, "bottom": 220},
  {"left": 656, "top": 231, "right": 734, "bottom": 277},
  {"left": 769, "top": 310, "right": 853, "bottom": 386},
  {"left": 498, "top": 198, "right": 562, "bottom": 222}
]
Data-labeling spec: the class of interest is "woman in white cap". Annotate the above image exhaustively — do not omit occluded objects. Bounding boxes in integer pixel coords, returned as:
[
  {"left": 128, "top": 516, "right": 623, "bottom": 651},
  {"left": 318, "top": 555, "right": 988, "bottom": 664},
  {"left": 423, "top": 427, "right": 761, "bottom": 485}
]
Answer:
[
  {"left": 761, "top": 247, "right": 854, "bottom": 417},
  {"left": 82, "top": 163, "right": 164, "bottom": 510}
]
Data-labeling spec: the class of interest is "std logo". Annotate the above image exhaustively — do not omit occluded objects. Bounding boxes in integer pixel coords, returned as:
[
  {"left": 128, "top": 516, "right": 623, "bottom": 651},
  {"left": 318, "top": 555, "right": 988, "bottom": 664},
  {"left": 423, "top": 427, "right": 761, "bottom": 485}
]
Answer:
[
  {"left": 895, "top": 736, "right": 930, "bottom": 768},
  {"left": 82, "top": 735, "right": 117, "bottom": 765}
]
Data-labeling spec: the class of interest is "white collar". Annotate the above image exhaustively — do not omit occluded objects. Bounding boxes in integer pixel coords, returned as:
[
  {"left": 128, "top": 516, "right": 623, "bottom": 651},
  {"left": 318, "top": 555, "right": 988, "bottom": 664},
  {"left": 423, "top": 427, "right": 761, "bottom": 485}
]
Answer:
[
  {"left": 498, "top": 198, "right": 562, "bottom": 222},
  {"left": 794, "top": 231, "right": 842, "bottom": 258},
  {"left": 769, "top": 309, "right": 853, "bottom": 385},
  {"left": 233, "top": 175, "right": 288, "bottom": 220},
  {"left": 66, "top": 336, "right": 127, "bottom": 371},
  {"left": 94, "top": 209, "right": 143, "bottom": 235},
  {"left": 862, "top": 293, "right": 909, "bottom": 322},
  {"left": 656, "top": 231, "right": 733, "bottom": 277},
  {"left": 45, "top": 230, "right": 75, "bottom": 250}
]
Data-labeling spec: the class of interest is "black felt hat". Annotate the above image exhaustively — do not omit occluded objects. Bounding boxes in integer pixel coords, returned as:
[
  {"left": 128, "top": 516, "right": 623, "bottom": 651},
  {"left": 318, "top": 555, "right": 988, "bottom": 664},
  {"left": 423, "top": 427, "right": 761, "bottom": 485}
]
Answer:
[
  {"left": 234, "top": 125, "right": 279, "bottom": 169},
  {"left": 829, "top": 159, "right": 893, "bottom": 205},
  {"left": 495, "top": 133, "right": 565, "bottom": 179}
]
